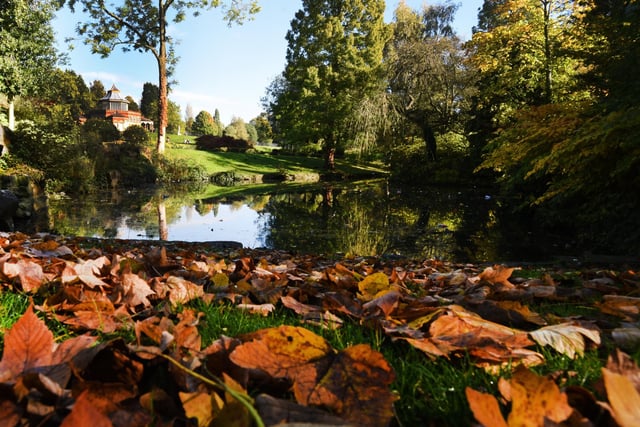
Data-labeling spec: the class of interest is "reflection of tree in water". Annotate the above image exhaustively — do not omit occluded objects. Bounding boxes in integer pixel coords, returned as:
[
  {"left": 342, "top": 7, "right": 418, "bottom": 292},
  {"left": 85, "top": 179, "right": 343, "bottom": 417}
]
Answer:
[
  {"left": 259, "top": 182, "right": 392, "bottom": 256},
  {"left": 47, "top": 181, "right": 503, "bottom": 261}
]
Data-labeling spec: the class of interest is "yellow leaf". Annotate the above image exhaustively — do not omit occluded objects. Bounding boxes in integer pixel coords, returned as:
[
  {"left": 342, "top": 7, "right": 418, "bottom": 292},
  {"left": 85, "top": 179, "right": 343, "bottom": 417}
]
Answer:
[
  {"left": 507, "top": 366, "right": 573, "bottom": 427},
  {"left": 212, "top": 272, "right": 230, "bottom": 288},
  {"left": 602, "top": 368, "right": 640, "bottom": 427},
  {"left": 357, "top": 272, "right": 390, "bottom": 301}
]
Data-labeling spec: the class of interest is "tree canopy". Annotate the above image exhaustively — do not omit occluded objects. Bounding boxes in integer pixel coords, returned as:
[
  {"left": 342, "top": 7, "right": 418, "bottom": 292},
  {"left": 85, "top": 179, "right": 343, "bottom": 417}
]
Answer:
[
  {"left": 0, "top": 0, "right": 60, "bottom": 129},
  {"left": 66, "top": 0, "right": 260, "bottom": 154},
  {"left": 266, "top": 0, "right": 389, "bottom": 169}
]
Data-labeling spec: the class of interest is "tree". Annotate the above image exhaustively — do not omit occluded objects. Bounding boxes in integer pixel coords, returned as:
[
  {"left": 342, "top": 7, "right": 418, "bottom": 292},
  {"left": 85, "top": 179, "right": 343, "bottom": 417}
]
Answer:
[
  {"left": 386, "top": 2, "right": 476, "bottom": 162},
  {"left": 224, "top": 116, "right": 249, "bottom": 140},
  {"left": 250, "top": 112, "right": 272, "bottom": 143},
  {"left": 89, "top": 80, "right": 106, "bottom": 106},
  {"left": 192, "top": 110, "right": 216, "bottom": 136},
  {"left": 140, "top": 82, "right": 159, "bottom": 123},
  {"left": 166, "top": 100, "right": 183, "bottom": 134},
  {"left": 270, "top": 0, "right": 389, "bottom": 169},
  {"left": 213, "top": 108, "right": 223, "bottom": 134},
  {"left": 126, "top": 96, "right": 139, "bottom": 112},
  {"left": 0, "top": 0, "right": 59, "bottom": 129},
  {"left": 67, "top": 0, "right": 260, "bottom": 154},
  {"left": 467, "top": 0, "right": 581, "bottom": 128}
]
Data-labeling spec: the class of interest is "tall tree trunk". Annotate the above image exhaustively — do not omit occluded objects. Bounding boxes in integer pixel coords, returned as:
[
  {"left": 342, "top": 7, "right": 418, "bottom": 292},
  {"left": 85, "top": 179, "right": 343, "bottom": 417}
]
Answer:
[
  {"left": 421, "top": 124, "right": 437, "bottom": 162},
  {"left": 156, "top": 0, "right": 168, "bottom": 154}
]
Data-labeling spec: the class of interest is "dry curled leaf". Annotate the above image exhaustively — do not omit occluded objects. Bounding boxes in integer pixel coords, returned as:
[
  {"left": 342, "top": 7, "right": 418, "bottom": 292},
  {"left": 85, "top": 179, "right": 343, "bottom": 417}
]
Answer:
[{"left": 602, "top": 367, "right": 640, "bottom": 427}]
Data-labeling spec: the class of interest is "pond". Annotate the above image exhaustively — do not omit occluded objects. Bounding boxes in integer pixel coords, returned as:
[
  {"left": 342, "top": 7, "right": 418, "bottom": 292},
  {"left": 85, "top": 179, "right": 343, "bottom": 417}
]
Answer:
[{"left": 44, "top": 179, "right": 573, "bottom": 263}]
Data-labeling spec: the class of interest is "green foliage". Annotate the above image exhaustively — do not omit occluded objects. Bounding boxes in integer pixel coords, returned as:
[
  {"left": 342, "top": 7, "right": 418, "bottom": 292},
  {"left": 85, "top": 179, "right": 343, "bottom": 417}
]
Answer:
[
  {"left": 386, "top": 2, "right": 475, "bottom": 162},
  {"left": 268, "top": 0, "right": 389, "bottom": 169},
  {"left": 192, "top": 110, "right": 219, "bottom": 136},
  {"left": 82, "top": 118, "right": 121, "bottom": 142},
  {"left": 153, "top": 155, "right": 208, "bottom": 182},
  {"left": 223, "top": 117, "right": 249, "bottom": 140},
  {"left": 250, "top": 112, "right": 273, "bottom": 143},
  {"left": 0, "top": 0, "right": 59, "bottom": 102},
  {"left": 122, "top": 125, "right": 151, "bottom": 150},
  {"left": 478, "top": 102, "right": 640, "bottom": 253}
]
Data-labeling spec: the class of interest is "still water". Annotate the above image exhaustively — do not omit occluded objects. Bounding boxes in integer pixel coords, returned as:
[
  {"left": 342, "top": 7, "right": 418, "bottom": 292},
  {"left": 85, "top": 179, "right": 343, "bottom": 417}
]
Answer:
[{"left": 46, "top": 179, "right": 566, "bottom": 263}]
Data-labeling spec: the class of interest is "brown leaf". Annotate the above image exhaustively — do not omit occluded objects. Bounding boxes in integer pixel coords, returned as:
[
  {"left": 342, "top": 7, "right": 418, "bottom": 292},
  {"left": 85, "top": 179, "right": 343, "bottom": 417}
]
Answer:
[
  {"left": 2, "top": 259, "right": 46, "bottom": 292},
  {"left": 0, "top": 304, "right": 54, "bottom": 381},
  {"left": 255, "top": 394, "right": 352, "bottom": 426},
  {"left": 465, "top": 387, "right": 508, "bottom": 427},
  {"left": 304, "top": 344, "right": 397, "bottom": 427},
  {"left": 120, "top": 273, "right": 155, "bottom": 307},
  {"left": 0, "top": 399, "right": 21, "bottom": 427},
  {"left": 529, "top": 322, "right": 600, "bottom": 359},
  {"left": 507, "top": 365, "right": 573, "bottom": 426},
  {"left": 602, "top": 367, "right": 640, "bottom": 427},
  {"left": 61, "top": 390, "right": 113, "bottom": 427},
  {"left": 477, "top": 264, "right": 515, "bottom": 288}
]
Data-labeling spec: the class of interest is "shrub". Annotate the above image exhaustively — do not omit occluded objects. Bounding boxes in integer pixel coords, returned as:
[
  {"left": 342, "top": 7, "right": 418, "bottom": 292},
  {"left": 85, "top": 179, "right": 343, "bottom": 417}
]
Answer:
[
  {"left": 122, "top": 125, "right": 151, "bottom": 151},
  {"left": 82, "top": 119, "right": 120, "bottom": 142},
  {"left": 195, "top": 135, "right": 254, "bottom": 152}
]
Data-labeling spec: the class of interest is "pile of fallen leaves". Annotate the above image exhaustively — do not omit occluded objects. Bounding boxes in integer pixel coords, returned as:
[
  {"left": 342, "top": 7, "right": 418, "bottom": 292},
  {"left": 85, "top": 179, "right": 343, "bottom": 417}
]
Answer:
[{"left": 0, "top": 232, "right": 639, "bottom": 426}]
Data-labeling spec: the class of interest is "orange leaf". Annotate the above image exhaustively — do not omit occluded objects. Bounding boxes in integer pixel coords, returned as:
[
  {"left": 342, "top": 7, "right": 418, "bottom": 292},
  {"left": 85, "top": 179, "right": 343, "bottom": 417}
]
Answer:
[
  {"left": 507, "top": 366, "right": 573, "bottom": 427},
  {"left": 0, "top": 304, "right": 54, "bottom": 381},
  {"left": 229, "top": 325, "right": 332, "bottom": 378},
  {"left": 602, "top": 368, "right": 640, "bottom": 427},
  {"left": 478, "top": 264, "right": 515, "bottom": 288},
  {"left": 61, "top": 390, "right": 113, "bottom": 427},
  {"left": 465, "top": 387, "right": 508, "bottom": 427}
]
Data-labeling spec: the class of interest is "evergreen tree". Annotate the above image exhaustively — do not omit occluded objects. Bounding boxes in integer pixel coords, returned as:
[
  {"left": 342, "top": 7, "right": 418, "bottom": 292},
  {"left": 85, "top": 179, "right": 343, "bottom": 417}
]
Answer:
[
  {"left": 192, "top": 110, "right": 216, "bottom": 136},
  {"left": 270, "top": 0, "right": 389, "bottom": 169},
  {"left": 89, "top": 80, "right": 106, "bottom": 106}
]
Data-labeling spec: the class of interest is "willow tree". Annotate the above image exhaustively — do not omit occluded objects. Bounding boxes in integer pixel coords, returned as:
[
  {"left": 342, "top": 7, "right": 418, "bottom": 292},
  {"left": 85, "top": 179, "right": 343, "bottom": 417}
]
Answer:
[
  {"left": 0, "top": 0, "right": 59, "bottom": 130},
  {"left": 67, "top": 0, "right": 260, "bottom": 154},
  {"left": 271, "top": 0, "right": 389, "bottom": 169},
  {"left": 386, "top": 1, "right": 475, "bottom": 162}
]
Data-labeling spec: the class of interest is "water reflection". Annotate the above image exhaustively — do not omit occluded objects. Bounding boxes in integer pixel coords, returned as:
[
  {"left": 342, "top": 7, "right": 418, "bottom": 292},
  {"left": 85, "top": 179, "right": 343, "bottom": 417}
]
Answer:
[{"left": 46, "top": 180, "right": 532, "bottom": 262}]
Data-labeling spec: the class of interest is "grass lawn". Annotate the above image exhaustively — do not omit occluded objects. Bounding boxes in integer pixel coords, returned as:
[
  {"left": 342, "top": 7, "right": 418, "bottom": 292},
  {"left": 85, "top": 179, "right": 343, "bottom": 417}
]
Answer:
[{"left": 164, "top": 138, "right": 388, "bottom": 179}]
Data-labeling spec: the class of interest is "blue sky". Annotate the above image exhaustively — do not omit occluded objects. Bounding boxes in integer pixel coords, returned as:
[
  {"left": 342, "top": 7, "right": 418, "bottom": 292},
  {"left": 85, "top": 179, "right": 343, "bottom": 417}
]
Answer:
[{"left": 53, "top": 1, "right": 483, "bottom": 126}]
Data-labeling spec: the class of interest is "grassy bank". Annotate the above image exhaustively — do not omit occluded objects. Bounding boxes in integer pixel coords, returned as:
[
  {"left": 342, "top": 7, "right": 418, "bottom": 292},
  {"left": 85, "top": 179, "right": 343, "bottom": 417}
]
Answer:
[{"left": 164, "top": 138, "right": 388, "bottom": 181}]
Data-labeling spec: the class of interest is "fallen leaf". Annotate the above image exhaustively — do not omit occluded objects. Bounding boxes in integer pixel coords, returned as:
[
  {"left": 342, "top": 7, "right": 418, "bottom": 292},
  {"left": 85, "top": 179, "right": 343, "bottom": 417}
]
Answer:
[
  {"left": 305, "top": 344, "right": 398, "bottom": 427},
  {"left": 180, "top": 390, "right": 224, "bottom": 427},
  {"left": 2, "top": 259, "right": 46, "bottom": 292},
  {"left": 477, "top": 265, "right": 515, "bottom": 288},
  {"left": 61, "top": 390, "right": 113, "bottom": 427},
  {"left": 121, "top": 273, "right": 155, "bottom": 307},
  {"left": 529, "top": 322, "right": 600, "bottom": 358},
  {"left": 357, "top": 272, "right": 391, "bottom": 301},
  {"left": 602, "top": 367, "right": 640, "bottom": 427},
  {"left": 508, "top": 365, "right": 573, "bottom": 426},
  {"left": 465, "top": 387, "right": 508, "bottom": 427},
  {"left": 0, "top": 304, "right": 54, "bottom": 381},
  {"left": 230, "top": 325, "right": 333, "bottom": 378}
]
